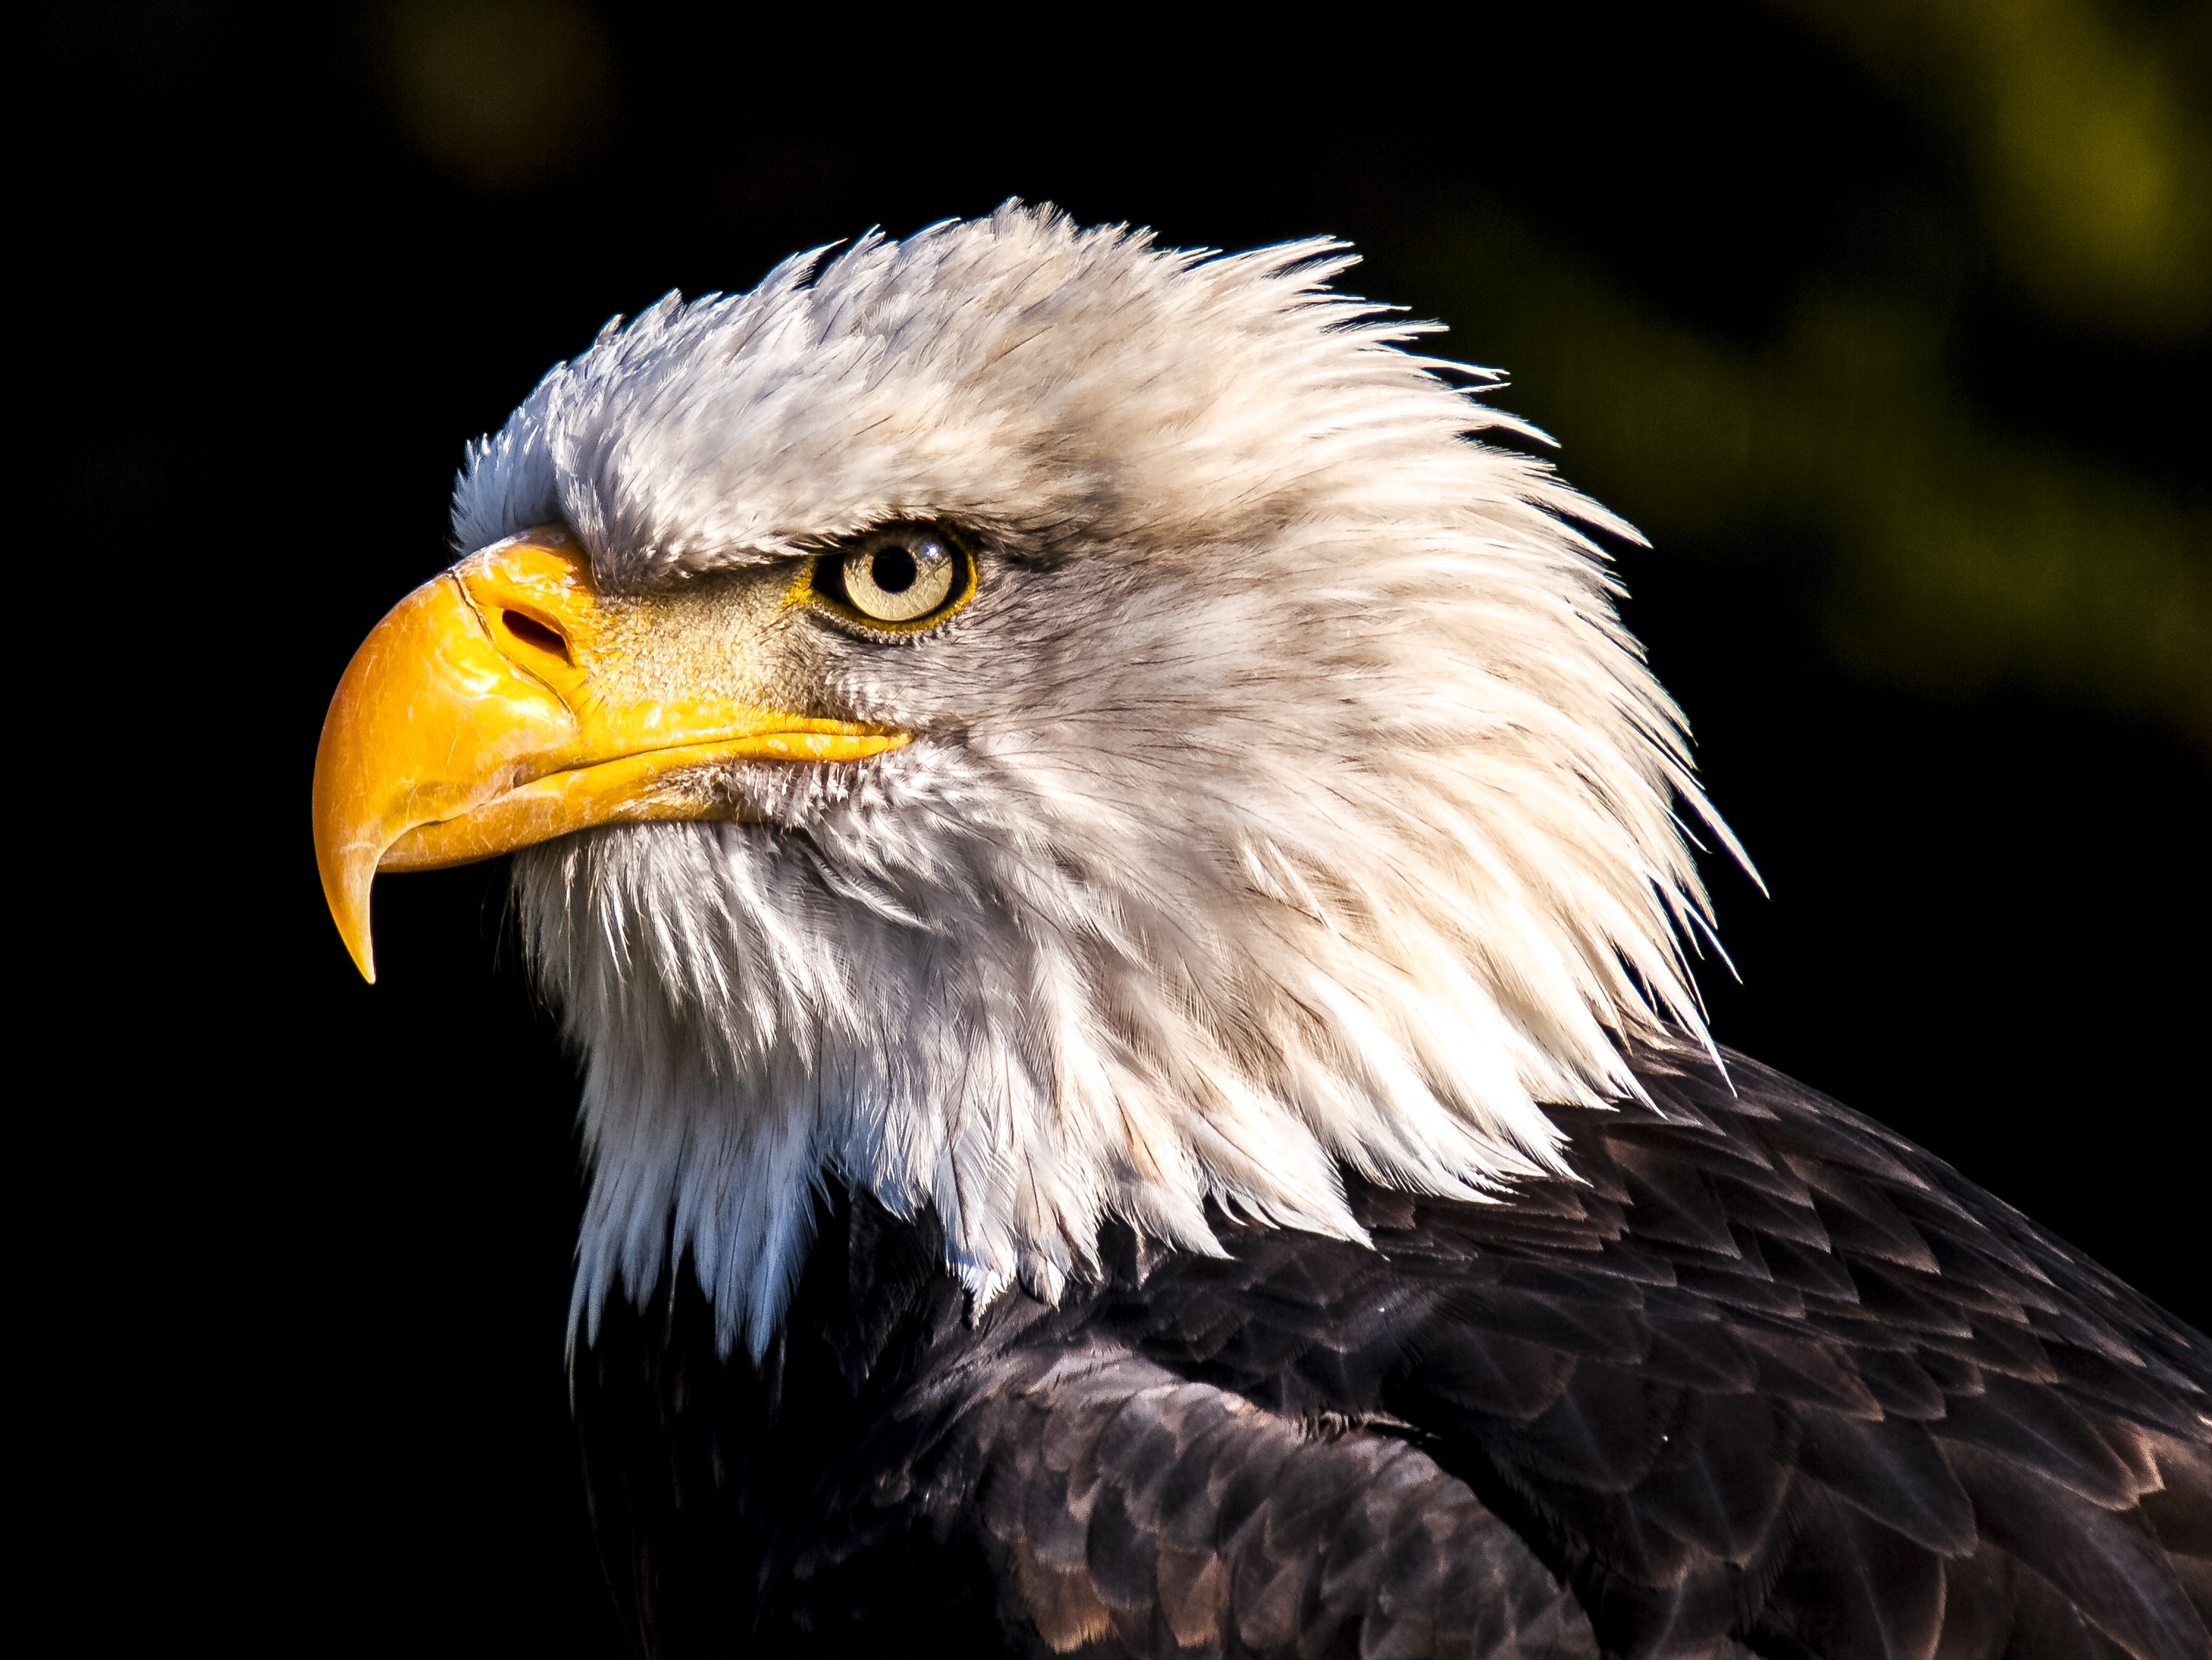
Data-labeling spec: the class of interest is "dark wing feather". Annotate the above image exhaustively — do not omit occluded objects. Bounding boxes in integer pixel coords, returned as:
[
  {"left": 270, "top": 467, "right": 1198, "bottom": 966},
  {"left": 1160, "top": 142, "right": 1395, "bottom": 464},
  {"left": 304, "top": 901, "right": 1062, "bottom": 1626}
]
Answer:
[{"left": 574, "top": 1039, "right": 2212, "bottom": 1659}]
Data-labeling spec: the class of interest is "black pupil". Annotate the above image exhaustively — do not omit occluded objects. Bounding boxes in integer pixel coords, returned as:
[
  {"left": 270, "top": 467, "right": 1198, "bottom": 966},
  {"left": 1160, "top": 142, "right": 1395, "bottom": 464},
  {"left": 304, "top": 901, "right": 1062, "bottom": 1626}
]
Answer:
[{"left": 871, "top": 545, "right": 918, "bottom": 593}]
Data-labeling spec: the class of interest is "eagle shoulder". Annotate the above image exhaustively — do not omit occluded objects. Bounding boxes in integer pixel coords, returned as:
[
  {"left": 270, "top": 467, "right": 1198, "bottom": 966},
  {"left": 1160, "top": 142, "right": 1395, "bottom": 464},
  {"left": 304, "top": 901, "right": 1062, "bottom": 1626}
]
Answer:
[{"left": 574, "top": 1042, "right": 2212, "bottom": 1659}]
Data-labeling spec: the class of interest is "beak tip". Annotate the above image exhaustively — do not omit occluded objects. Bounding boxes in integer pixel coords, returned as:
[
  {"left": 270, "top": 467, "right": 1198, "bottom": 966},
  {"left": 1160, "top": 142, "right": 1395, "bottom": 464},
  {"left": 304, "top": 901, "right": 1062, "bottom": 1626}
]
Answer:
[
  {"left": 315, "top": 832, "right": 382, "bottom": 986},
  {"left": 335, "top": 884, "right": 379, "bottom": 984},
  {"left": 332, "top": 903, "right": 379, "bottom": 984}
]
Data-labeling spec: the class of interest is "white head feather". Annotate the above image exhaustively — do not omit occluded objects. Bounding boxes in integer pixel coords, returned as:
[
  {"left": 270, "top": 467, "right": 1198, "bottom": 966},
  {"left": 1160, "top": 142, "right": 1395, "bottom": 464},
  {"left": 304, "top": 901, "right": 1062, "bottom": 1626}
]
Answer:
[{"left": 451, "top": 204, "right": 1747, "bottom": 1358}]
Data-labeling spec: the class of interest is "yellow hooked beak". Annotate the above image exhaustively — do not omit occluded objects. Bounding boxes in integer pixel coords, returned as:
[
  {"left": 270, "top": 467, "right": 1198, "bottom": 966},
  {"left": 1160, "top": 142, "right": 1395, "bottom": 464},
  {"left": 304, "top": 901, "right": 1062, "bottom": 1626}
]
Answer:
[{"left": 311, "top": 527, "right": 906, "bottom": 981}]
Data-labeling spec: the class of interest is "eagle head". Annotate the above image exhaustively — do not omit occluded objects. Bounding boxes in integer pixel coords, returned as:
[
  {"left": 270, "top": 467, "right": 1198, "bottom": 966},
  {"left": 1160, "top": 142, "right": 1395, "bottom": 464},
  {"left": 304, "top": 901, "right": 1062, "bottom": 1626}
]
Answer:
[{"left": 313, "top": 204, "right": 1740, "bottom": 1355}]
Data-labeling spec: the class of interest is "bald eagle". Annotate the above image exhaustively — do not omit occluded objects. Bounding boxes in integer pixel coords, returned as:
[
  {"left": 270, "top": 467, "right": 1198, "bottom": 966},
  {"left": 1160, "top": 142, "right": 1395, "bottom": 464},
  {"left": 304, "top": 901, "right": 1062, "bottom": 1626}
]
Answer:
[{"left": 313, "top": 207, "right": 2209, "bottom": 1659}]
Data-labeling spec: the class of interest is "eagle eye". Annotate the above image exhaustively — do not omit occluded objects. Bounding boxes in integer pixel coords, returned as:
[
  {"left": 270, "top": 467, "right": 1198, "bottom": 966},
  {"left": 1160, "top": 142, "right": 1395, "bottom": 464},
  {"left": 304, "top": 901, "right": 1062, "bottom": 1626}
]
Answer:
[{"left": 807, "top": 525, "right": 974, "bottom": 632}]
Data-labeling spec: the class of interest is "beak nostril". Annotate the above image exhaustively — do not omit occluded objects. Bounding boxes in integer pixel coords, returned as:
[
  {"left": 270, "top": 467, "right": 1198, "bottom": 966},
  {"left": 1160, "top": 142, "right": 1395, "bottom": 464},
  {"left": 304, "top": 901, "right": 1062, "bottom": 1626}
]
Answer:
[{"left": 502, "top": 610, "right": 571, "bottom": 663}]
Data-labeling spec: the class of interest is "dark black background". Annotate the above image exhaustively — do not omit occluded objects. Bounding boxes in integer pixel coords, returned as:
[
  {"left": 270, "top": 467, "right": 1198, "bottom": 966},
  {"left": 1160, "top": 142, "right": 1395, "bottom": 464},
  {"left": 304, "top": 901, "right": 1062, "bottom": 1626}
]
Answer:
[{"left": 33, "top": 3, "right": 2207, "bottom": 1652}]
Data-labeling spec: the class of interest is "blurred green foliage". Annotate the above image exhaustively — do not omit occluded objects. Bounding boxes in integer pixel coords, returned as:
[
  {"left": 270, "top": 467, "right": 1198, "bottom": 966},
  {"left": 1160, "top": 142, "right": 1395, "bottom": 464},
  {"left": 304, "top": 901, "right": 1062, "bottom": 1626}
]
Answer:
[
  {"left": 1364, "top": 0, "right": 2211, "bottom": 744},
  {"left": 1406, "top": 205, "right": 2209, "bottom": 738},
  {"left": 1781, "top": 0, "right": 2212, "bottom": 342}
]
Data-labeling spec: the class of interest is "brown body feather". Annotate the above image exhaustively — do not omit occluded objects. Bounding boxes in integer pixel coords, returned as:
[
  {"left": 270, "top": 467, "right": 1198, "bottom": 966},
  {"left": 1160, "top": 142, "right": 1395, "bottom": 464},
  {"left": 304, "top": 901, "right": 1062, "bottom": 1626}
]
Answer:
[{"left": 574, "top": 1038, "right": 2211, "bottom": 1658}]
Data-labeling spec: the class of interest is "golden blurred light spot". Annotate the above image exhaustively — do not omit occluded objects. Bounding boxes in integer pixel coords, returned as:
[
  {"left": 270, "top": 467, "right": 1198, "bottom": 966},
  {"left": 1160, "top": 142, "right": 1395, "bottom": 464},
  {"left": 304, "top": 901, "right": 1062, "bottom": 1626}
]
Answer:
[
  {"left": 1773, "top": 0, "right": 2212, "bottom": 343},
  {"left": 382, "top": 0, "right": 612, "bottom": 191}
]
